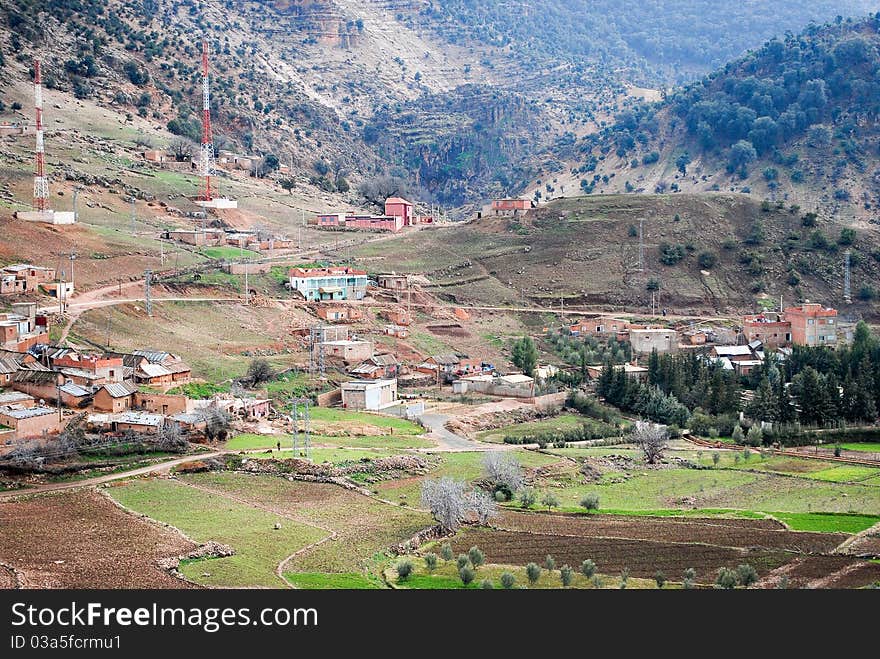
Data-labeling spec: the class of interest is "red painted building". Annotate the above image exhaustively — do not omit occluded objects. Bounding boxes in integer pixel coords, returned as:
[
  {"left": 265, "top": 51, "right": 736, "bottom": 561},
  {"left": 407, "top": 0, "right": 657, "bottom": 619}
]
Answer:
[
  {"left": 742, "top": 314, "right": 792, "bottom": 348},
  {"left": 491, "top": 199, "right": 532, "bottom": 215},
  {"left": 785, "top": 303, "right": 839, "bottom": 347},
  {"left": 385, "top": 197, "right": 414, "bottom": 226}
]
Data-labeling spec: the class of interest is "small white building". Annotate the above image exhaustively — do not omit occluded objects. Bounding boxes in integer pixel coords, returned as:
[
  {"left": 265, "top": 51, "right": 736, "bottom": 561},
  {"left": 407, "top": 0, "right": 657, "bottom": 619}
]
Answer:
[{"left": 341, "top": 379, "right": 398, "bottom": 411}]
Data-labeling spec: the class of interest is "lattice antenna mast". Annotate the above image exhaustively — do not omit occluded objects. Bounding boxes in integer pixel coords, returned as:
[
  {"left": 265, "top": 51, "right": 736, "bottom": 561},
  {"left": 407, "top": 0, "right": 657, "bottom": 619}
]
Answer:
[
  {"left": 33, "top": 59, "right": 49, "bottom": 211},
  {"left": 844, "top": 249, "right": 852, "bottom": 304},
  {"left": 144, "top": 270, "right": 153, "bottom": 317},
  {"left": 200, "top": 40, "right": 216, "bottom": 202},
  {"left": 290, "top": 397, "right": 312, "bottom": 460}
]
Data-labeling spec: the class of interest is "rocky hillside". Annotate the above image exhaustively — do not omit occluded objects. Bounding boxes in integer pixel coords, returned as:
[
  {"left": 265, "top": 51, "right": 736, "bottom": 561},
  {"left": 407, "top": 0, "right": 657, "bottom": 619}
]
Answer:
[
  {"left": 1, "top": 0, "right": 875, "bottom": 210},
  {"left": 352, "top": 193, "right": 880, "bottom": 318},
  {"left": 565, "top": 15, "right": 880, "bottom": 224}
]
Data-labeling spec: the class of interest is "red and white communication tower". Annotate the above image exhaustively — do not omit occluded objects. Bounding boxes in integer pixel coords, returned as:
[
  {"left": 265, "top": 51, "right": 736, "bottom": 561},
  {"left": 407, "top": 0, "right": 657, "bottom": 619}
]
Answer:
[
  {"left": 194, "top": 41, "right": 235, "bottom": 209},
  {"left": 15, "top": 59, "right": 75, "bottom": 223},
  {"left": 33, "top": 58, "right": 50, "bottom": 211},
  {"left": 200, "top": 40, "right": 216, "bottom": 202}
]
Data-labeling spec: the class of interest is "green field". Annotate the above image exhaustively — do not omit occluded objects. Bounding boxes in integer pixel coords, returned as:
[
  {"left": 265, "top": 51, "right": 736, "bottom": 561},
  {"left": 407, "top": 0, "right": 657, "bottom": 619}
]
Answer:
[
  {"left": 770, "top": 512, "right": 880, "bottom": 534},
  {"left": 200, "top": 245, "right": 261, "bottom": 260},
  {"left": 283, "top": 572, "right": 384, "bottom": 589},
  {"left": 108, "top": 479, "right": 325, "bottom": 588},
  {"left": 837, "top": 442, "right": 880, "bottom": 453},
  {"left": 805, "top": 465, "right": 880, "bottom": 483},
  {"left": 309, "top": 407, "right": 424, "bottom": 434},
  {"left": 476, "top": 414, "right": 618, "bottom": 443},
  {"left": 179, "top": 472, "right": 432, "bottom": 575},
  {"left": 227, "top": 432, "right": 434, "bottom": 451}
]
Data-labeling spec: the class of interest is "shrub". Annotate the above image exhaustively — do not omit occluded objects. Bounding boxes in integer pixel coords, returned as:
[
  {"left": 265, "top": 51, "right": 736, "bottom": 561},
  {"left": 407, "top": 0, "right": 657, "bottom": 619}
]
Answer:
[
  {"left": 480, "top": 579, "right": 493, "bottom": 589},
  {"left": 468, "top": 546, "right": 485, "bottom": 569},
  {"left": 698, "top": 251, "right": 717, "bottom": 269},
  {"left": 519, "top": 487, "right": 536, "bottom": 509},
  {"left": 708, "top": 427, "right": 719, "bottom": 439},
  {"left": 440, "top": 543, "right": 454, "bottom": 562},
  {"left": 560, "top": 565, "right": 574, "bottom": 587},
  {"left": 424, "top": 553, "right": 438, "bottom": 572},
  {"left": 683, "top": 567, "right": 697, "bottom": 589},
  {"left": 732, "top": 425, "right": 745, "bottom": 443},
  {"left": 834, "top": 444, "right": 842, "bottom": 458},
  {"left": 540, "top": 491, "right": 559, "bottom": 512},
  {"left": 396, "top": 559, "right": 413, "bottom": 581},
  {"left": 712, "top": 453, "right": 721, "bottom": 467},
  {"left": 659, "top": 242, "right": 686, "bottom": 265},
  {"left": 619, "top": 568, "right": 629, "bottom": 589},
  {"left": 580, "top": 493, "right": 600, "bottom": 511},
  {"left": 736, "top": 564, "right": 758, "bottom": 588},
  {"left": 581, "top": 559, "right": 596, "bottom": 578},
  {"left": 459, "top": 565, "right": 475, "bottom": 586},
  {"left": 715, "top": 567, "right": 738, "bottom": 589},
  {"left": 494, "top": 490, "right": 507, "bottom": 502},
  {"left": 544, "top": 555, "right": 556, "bottom": 572},
  {"left": 746, "top": 425, "right": 763, "bottom": 447},
  {"left": 839, "top": 228, "right": 856, "bottom": 246},
  {"left": 500, "top": 572, "right": 516, "bottom": 589},
  {"left": 526, "top": 562, "right": 541, "bottom": 585},
  {"left": 591, "top": 575, "right": 604, "bottom": 588},
  {"left": 655, "top": 571, "right": 666, "bottom": 588},
  {"left": 456, "top": 554, "right": 470, "bottom": 570}
]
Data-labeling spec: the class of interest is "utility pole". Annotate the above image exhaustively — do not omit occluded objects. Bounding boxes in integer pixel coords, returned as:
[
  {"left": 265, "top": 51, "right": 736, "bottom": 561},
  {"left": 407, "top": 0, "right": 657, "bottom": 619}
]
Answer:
[
  {"left": 105, "top": 316, "right": 111, "bottom": 347},
  {"left": 144, "top": 270, "right": 152, "bottom": 317},
  {"left": 73, "top": 185, "right": 82, "bottom": 222},
  {"left": 68, "top": 252, "right": 76, "bottom": 289},
  {"left": 58, "top": 269, "right": 65, "bottom": 315}
]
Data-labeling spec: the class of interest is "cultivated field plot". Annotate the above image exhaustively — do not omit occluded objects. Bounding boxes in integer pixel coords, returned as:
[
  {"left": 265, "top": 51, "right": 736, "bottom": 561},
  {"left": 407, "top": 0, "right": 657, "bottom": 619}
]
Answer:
[
  {"left": 107, "top": 478, "right": 326, "bottom": 588},
  {"left": 449, "top": 528, "right": 792, "bottom": 584},
  {"left": 475, "top": 414, "right": 611, "bottom": 443},
  {"left": 493, "top": 511, "right": 846, "bottom": 554},
  {"left": 0, "top": 490, "right": 196, "bottom": 589},
  {"left": 178, "top": 472, "right": 432, "bottom": 578},
  {"left": 227, "top": 433, "right": 434, "bottom": 451}
]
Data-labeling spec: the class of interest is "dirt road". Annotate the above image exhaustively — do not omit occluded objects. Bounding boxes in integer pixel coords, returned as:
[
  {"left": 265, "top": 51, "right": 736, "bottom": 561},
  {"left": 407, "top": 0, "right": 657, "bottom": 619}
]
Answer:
[{"left": 0, "top": 451, "right": 224, "bottom": 501}]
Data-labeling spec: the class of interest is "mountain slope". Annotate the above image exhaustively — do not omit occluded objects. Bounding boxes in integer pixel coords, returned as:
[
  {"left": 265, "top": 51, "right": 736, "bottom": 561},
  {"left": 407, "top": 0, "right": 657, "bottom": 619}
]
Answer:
[
  {"left": 570, "top": 15, "right": 880, "bottom": 221},
  {"left": 2, "top": 0, "right": 877, "bottom": 208}
]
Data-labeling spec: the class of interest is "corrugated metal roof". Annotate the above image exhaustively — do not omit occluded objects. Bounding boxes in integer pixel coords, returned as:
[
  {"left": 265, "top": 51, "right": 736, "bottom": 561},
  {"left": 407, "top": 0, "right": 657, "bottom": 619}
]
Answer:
[
  {"left": 0, "top": 391, "right": 34, "bottom": 404},
  {"left": 101, "top": 381, "right": 138, "bottom": 398},
  {"left": 138, "top": 363, "right": 172, "bottom": 378},
  {"left": 165, "top": 361, "right": 191, "bottom": 374},
  {"left": 116, "top": 411, "right": 164, "bottom": 426},
  {"left": 12, "top": 370, "right": 57, "bottom": 384},
  {"left": 132, "top": 349, "right": 171, "bottom": 364},
  {"left": 60, "top": 382, "right": 91, "bottom": 397},
  {"left": 0, "top": 406, "right": 55, "bottom": 419}
]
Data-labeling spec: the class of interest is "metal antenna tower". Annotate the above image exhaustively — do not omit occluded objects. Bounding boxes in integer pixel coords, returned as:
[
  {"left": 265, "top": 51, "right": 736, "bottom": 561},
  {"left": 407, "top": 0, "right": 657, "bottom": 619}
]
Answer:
[
  {"left": 289, "top": 397, "right": 312, "bottom": 460},
  {"left": 199, "top": 40, "right": 216, "bottom": 202},
  {"left": 32, "top": 58, "right": 49, "bottom": 211},
  {"left": 144, "top": 270, "right": 153, "bottom": 317},
  {"left": 844, "top": 249, "right": 852, "bottom": 304}
]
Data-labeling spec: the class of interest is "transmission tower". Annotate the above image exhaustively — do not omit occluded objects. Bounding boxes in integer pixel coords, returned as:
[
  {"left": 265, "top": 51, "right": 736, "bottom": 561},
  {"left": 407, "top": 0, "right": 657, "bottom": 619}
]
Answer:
[
  {"left": 144, "top": 270, "right": 153, "bottom": 317},
  {"left": 199, "top": 40, "right": 216, "bottom": 202},
  {"left": 844, "top": 249, "right": 852, "bottom": 304},
  {"left": 309, "top": 325, "right": 326, "bottom": 378},
  {"left": 289, "top": 397, "right": 312, "bottom": 460},
  {"left": 32, "top": 58, "right": 49, "bottom": 211}
]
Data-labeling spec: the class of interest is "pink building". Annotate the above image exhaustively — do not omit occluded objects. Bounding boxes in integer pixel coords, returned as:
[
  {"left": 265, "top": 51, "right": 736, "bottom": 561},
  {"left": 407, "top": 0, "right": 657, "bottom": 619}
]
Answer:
[
  {"left": 317, "top": 213, "right": 344, "bottom": 228},
  {"left": 385, "top": 197, "right": 414, "bottom": 226},
  {"left": 345, "top": 214, "right": 403, "bottom": 233}
]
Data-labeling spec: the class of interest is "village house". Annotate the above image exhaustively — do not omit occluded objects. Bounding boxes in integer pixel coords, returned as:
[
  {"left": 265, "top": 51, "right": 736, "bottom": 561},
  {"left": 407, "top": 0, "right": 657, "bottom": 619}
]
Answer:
[
  {"left": 743, "top": 313, "right": 792, "bottom": 349},
  {"left": 629, "top": 328, "right": 679, "bottom": 355},
  {"left": 0, "top": 303, "right": 49, "bottom": 352},
  {"left": 0, "top": 391, "right": 35, "bottom": 408},
  {"left": 385, "top": 197, "right": 414, "bottom": 226},
  {"left": 109, "top": 411, "right": 165, "bottom": 434},
  {"left": 135, "top": 362, "right": 174, "bottom": 386},
  {"left": 133, "top": 391, "right": 188, "bottom": 416},
  {"left": 570, "top": 318, "right": 629, "bottom": 338},
  {"left": 288, "top": 266, "right": 368, "bottom": 302},
  {"left": 586, "top": 363, "right": 650, "bottom": 383},
  {"left": 344, "top": 214, "right": 404, "bottom": 233},
  {"left": 377, "top": 274, "right": 408, "bottom": 291},
  {"left": 784, "top": 303, "right": 841, "bottom": 347},
  {"left": 10, "top": 370, "right": 64, "bottom": 403},
  {"left": 52, "top": 354, "right": 124, "bottom": 384},
  {"left": 93, "top": 382, "right": 139, "bottom": 413},
  {"left": 165, "top": 229, "right": 224, "bottom": 246},
  {"left": 454, "top": 373, "right": 536, "bottom": 398},
  {"left": 491, "top": 199, "right": 532, "bottom": 216},
  {"left": 0, "top": 405, "right": 62, "bottom": 441},
  {"left": 59, "top": 382, "right": 92, "bottom": 408},
  {"left": 383, "top": 309, "right": 411, "bottom": 326},
  {"left": 143, "top": 149, "right": 168, "bottom": 164},
  {"left": 316, "top": 305, "right": 362, "bottom": 323},
  {"left": 231, "top": 397, "right": 271, "bottom": 420},
  {"left": 321, "top": 339, "right": 374, "bottom": 365},
  {"left": 709, "top": 344, "right": 765, "bottom": 376},
  {"left": 350, "top": 354, "right": 400, "bottom": 380},
  {"left": 682, "top": 329, "right": 709, "bottom": 346},
  {"left": 384, "top": 324, "right": 409, "bottom": 339},
  {"left": 341, "top": 379, "right": 398, "bottom": 411},
  {"left": 0, "top": 264, "right": 56, "bottom": 295}
]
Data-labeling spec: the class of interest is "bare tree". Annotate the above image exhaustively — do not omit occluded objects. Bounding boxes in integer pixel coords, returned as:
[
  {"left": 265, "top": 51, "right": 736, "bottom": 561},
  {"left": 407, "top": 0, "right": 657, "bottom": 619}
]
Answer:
[
  {"left": 196, "top": 402, "right": 232, "bottom": 443},
  {"left": 156, "top": 422, "right": 187, "bottom": 452},
  {"left": 246, "top": 358, "right": 275, "bottom": 387},
  {"left": 466, "top": 489, "right": 498, "bottom": 525},
  {"left": 482, "top": 452, "right": 524, "bottom": 492},
  {"left": 421, "top": 477, "right": 469, "bottom": 532},
  {"left": 631, "top": 420, "right": 669, "bottom": 465},
  {"left": 169, "top": 138, "right": 195, "bottom": 162}
]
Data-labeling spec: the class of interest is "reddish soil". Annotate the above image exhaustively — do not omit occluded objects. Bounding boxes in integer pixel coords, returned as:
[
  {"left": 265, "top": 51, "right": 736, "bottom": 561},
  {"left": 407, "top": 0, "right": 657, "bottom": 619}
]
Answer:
[
  {"left": 761, "top": 556, "right": 880, "bottom": 589},
  {"left": 0, "top": 490, "right": 196, "bottom": 589},
  {"left": 494, "top": 511, "right": 846, "bottom": 554},
  {"left": 451, "top": 528, "right": 793, "bottom": 583}
]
